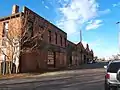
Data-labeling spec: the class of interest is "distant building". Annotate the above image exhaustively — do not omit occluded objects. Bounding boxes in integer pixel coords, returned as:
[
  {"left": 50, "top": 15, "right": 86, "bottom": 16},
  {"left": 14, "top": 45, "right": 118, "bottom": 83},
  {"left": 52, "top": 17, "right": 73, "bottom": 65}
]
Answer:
[
  {"left": 67, "top": 40, "right": 77, "bottom": 66},
  {"left": 67, "top": 41, "right": 94, "bottom": 66}
]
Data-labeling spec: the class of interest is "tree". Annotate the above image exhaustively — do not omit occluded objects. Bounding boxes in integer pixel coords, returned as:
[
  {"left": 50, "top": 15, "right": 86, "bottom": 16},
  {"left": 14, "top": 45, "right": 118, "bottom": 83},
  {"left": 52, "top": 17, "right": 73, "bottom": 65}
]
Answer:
[
  {"left": 94, "top": 56, "right": 98, "bottom": 61},
  {"left": 111, "top": 54, "right": 120, "bottom": 60},
  {"left": 0, "top": 11, "right": 46, "bottom": 74}
]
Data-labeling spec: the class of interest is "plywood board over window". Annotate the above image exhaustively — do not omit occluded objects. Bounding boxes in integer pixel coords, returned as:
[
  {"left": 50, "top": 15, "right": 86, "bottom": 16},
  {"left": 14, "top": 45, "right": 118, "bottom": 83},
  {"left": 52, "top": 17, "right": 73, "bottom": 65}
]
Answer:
[{"left": 47, "top": 51, "right": 54, "bottom": 65}]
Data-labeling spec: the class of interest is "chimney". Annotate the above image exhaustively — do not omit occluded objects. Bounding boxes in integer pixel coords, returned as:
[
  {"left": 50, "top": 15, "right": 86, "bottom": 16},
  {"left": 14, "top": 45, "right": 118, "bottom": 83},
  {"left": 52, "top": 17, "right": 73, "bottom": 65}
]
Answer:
[
  {"left": 12, "top": 5, "right": 19, "bottom": 14},
  {"left": 86, "top": 44, "right": 89, "bottom": 50}
]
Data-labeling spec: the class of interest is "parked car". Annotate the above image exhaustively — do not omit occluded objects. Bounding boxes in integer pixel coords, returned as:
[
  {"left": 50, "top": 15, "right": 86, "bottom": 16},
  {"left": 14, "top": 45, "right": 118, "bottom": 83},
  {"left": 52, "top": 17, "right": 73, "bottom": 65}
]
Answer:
[
  {"left": 93, "top": 60, "right": 97, "bottom": 63},
  {"left": 87, "top": 60, "right": 96, "bottom": 64},
  {"left": 87, "top": 60, "right": 93, "bottom": 64},
  {"left": 104, "top": 60, "right": 120, "bottom": 90}
]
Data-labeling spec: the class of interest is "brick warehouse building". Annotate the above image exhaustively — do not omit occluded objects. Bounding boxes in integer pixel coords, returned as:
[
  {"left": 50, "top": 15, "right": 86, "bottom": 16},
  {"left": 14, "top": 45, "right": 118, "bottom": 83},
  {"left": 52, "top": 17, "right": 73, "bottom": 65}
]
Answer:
[
  {"left": 0, "top": 5, "right": 93, "bottom": 73},
  {"left": 67, "top": 41, "right": 94, "bottom": 67}
]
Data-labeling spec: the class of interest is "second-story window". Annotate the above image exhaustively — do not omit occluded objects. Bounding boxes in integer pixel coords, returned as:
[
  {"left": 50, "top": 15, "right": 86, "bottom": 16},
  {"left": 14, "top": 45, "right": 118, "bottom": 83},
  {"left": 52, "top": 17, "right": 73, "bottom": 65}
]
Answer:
[
  {"left": 28, "top": 21, "right": 33, "bottom": 37},
  {"left": 60, "top": 35, "right": 62, "bottom": 46},
  {"left": 2, "top": 22, "right": 9, "bottom": 46},
  {"left": 2, "top": 22, "right": 9, "bottom": 37},
  {"left": 39, "top": 25, "right": 44, "bottom": 39},
  {"left": 55, "top": 32, "right": 57, "bottom": 44},
  {"left": 48, "top": 30, "right": 51, "bottom": 43},
  {"left": 64, "top": 38, "right": 66, "bottom": 47}
]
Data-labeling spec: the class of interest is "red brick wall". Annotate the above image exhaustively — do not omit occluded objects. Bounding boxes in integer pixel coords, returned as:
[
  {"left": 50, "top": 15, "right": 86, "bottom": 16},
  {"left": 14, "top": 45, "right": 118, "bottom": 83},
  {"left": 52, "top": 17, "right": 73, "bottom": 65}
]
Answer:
[
  {"left": 55, "top": 52, "right": 66, "bottom": 68},
  {"left": 55, "top": 52, "right": 60, "bottom": 68},
  {"left": 0, "top": 6, "right": 94, "bottom": 73},
  {"left": 22, "top": 7, "right": 67, "bottom": 71},
  {"left": 20, "top": 50, "right": 48, "bottom": 72},
  {"left": 20, "top": 52, "right": 38, "bottom": 72},
  {"left": 47, "top": 24, "right": 67, "bottom": 48},
  {"left": 0, "top": 6, "right": 68, "bottom": 73}
]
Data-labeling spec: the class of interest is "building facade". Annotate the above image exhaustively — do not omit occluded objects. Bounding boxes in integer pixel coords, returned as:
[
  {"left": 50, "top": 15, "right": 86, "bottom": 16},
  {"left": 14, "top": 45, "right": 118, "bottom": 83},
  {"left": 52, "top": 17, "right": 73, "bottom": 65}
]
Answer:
[
  {"left": 20, "top": 6, "right": 67, "bottom": 72},
  {"left": 67, "top": 40, "right": 77, "bottom": 66},
  {"left": 0, "top": 5, "right": 94, "bottom": 73},
  {"left": 67, "top": 41, "right": 94, "bottom": 66},
  {"left": 0, "top": 5, "right": 67, "bottom": 73}
]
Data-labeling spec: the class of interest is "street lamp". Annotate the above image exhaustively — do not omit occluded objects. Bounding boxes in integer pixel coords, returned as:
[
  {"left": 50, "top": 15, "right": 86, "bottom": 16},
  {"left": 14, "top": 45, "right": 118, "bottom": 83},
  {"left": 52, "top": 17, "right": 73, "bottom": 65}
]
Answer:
[{"left": 116, "top": 22, "right": 120, "bottom": 54}]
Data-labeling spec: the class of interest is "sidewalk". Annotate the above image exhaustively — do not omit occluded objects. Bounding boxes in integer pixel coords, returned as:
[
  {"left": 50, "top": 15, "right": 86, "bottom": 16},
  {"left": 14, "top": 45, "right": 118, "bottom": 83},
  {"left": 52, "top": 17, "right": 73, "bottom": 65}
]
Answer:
[
  {"left": 0, "top": 69, "right": 85, "bottom": 86},
  {"left": 0, "top": 66, "right": 81, "bottom": 86},
  {"left": 0, "top": 75, "right": 72, "bottom": 86},
  {"left": 0, "top": 64, "right": 90, "bottom": 86}
]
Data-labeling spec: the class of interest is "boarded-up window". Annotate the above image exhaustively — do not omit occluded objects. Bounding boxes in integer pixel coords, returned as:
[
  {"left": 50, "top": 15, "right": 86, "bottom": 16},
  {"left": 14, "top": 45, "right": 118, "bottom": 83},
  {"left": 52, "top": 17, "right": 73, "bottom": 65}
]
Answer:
[{"left": 47, "top": 51, "right": 54, "bottom": 65}]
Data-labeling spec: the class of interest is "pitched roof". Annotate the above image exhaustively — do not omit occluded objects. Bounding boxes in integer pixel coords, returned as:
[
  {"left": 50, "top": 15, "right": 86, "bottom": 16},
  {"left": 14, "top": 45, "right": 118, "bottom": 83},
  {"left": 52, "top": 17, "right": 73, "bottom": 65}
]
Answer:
[{"left": 77, "top": 41, "right": 85, "bottom": 49}]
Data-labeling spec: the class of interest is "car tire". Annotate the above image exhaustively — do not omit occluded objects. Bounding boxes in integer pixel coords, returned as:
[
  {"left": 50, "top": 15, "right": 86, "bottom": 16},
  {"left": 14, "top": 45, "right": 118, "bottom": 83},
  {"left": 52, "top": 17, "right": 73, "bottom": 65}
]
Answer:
[
  {"left": 117, "top": 69, "right": 120, "bottom": 82},
  {"left": 105, "top": 82, "right": 110, "bottom": 90},
  {"left": 111, "top": 87, "right": 118, "bottom": 90}
]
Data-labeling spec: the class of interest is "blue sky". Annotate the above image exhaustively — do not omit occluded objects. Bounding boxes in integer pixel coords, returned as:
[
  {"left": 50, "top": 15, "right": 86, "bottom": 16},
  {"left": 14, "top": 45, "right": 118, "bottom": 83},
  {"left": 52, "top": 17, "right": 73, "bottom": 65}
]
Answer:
[{"left": 0, "top": 0, "right": 120, "bottom": 59}]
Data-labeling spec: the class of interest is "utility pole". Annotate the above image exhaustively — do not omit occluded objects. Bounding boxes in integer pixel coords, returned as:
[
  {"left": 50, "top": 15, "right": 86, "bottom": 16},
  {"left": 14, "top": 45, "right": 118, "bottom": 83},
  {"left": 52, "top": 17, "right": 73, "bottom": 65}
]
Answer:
[
  {"left": 80, "top": 30, "right": 82, "bottom": 42},
  {"left": 116, "top": 22, "right": 120, "bottom": 55},
  {"left": 80, "top": 30, "right": 83, "bottom": 64}
]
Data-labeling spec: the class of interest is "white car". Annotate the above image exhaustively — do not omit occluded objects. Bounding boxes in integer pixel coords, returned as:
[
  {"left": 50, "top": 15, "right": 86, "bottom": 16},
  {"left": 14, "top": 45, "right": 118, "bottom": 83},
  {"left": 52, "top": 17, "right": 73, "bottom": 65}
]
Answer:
[
  {"left": 104, "top": 60, "right": 120, "bottom": 90},
  {"left": 87, "top": 60, "right": 93, "bottom": 64}
]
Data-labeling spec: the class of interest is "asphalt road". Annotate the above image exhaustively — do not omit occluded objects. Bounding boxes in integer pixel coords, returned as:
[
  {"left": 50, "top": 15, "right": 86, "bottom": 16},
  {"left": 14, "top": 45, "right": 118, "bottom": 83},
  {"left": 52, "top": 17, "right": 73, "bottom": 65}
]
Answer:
[{"left": 0, "top": 62, "right": 107, "bottom": 90}]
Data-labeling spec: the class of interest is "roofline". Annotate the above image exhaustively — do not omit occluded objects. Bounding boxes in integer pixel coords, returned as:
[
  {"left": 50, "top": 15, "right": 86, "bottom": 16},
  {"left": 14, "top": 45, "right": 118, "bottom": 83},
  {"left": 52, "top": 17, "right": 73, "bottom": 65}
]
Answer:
[
  {"left": 23, "top": 6, "right": 67, "bottom": 35},
  {"left": 0, "top": 6, "right": 67, "bottom": 35},
  {"left": 76, "top": 41, "right": 85, "bottom": 48},
  {"left": 0, "top": 12, "right": 23, "bottom": 21},
  {"left": 76, "top": 41, "right": 82, "bottom": 45},
  {"left": 67, "top": 40, "right": 76, "bottom": 45}
]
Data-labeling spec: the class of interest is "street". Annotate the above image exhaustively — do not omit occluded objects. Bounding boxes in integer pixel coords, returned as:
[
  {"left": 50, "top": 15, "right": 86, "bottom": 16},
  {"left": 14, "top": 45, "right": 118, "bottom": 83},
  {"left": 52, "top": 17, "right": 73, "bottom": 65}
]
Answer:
[{"left": 0, "top": 62, "right": 107, "bottom": 90}]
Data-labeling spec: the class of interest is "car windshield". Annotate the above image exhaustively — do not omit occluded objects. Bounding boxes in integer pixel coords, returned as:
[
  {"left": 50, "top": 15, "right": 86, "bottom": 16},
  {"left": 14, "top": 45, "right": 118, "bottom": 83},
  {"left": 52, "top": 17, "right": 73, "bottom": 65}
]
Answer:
[{"left": 107, "top": 62, "right": 120, "bottom": 73}]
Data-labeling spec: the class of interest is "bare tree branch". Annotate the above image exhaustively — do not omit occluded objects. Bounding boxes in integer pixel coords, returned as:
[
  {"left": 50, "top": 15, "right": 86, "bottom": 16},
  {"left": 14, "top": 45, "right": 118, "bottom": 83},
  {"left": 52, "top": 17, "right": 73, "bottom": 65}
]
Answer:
[{"left": 0, "top": 11, "right": 47, "bottom": 74}]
